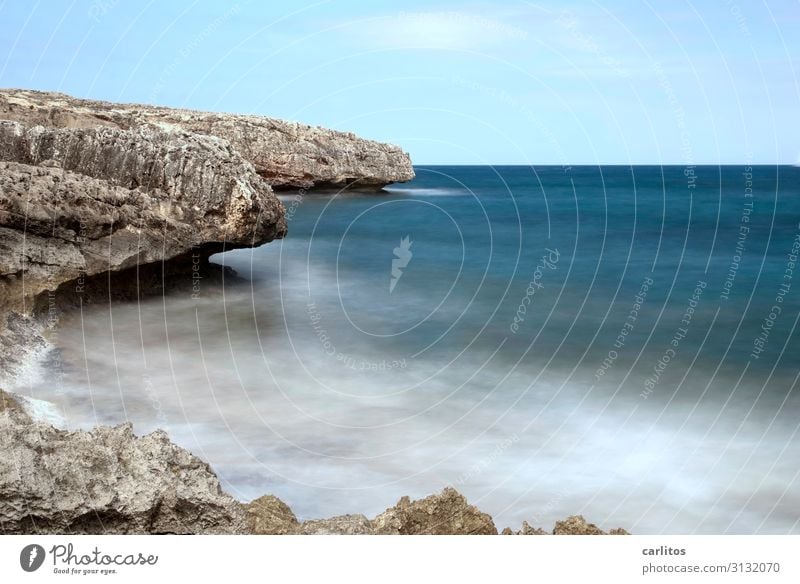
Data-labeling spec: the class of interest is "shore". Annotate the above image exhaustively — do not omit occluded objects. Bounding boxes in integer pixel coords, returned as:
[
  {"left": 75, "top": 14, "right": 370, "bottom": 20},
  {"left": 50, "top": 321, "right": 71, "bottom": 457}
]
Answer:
[{"left": 0, "top": 89, "right": 628, "bottom": 535}]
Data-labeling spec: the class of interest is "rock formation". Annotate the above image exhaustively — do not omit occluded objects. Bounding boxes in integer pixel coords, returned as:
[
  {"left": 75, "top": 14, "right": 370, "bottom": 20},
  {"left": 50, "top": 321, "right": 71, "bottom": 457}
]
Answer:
[
  {"left": 0, "top": 118, "right": 285, "bottom": 315},
  {"left": 241, "top": 486, "right": 629, "bottom": 535},
  {"left": 552, "top": 515, "right": 630, "bottom": 535},
  {"left": 0, "top": 89, "right": 415, "bottom": 190},
  {"left": 1, "top": 389, "right": 629, "bottom": 535},
  {"left": 372, "top": 487, "right": 498, "bottom": 535},
  {"left": 501, "top": 521, "right": 547, "bottom": 535},
  {"left": 245, "top": 495, "right": 299, "bottom": 535},
  {"left": 0, "top": 401, "right": 246, "bottom": 534},
  {"left": 0, "top": 89, "right": 628, "bottom": 536},
  {"left": 298, "top": 514, "right": 374, "bottom": 535}
]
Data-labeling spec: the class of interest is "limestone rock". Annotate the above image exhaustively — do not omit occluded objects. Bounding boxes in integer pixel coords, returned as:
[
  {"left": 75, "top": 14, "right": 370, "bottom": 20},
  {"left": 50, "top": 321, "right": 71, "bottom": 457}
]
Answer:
[
  {"left": 0, "top": 408, "right": 247, "bottom": 534},
  {"left": 299, "top": 514, "right": 374, "bottom": 535},
  {"left": 552, "top": 515, "right": 606, "bottom": 535},
  {"left": 501, "top": 520, "right": 547, "bottom": 535},
  {"left": 0, "top": 388, "right": 22, "bottom": 414},
  {"left": 0, "top": 89, "right": 414, "bottom": 190},
  {"left": 245, "top": 495, "right": 299, "bottom": 535},
  {"left": 372, "top": 487, "right": 497, "bottom": 535},
  {"left": 0, "top": 120, "right": 286, "bottom": 313}
]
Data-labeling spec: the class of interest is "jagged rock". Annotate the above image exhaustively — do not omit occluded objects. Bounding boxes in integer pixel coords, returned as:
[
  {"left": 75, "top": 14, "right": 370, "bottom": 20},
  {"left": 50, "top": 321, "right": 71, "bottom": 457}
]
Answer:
[
  {"left": 0, "top": 119, "right": 286, "bottom": 314},
  {"left": 372, "top": 487, "right": 497, "bottom": 535},
  {"left": 245, "top": 495, "right": 299, "bottom": 535},
  {"left": 0, "top": 388, "right": 21, "bottom": 414},
  {"left": 0, "top": 89, "right": 415, "bottom": 190},
  {"left": 299, "top": 514, "right": 374, "bottom": 535},
  {"left": 553, "top": 515, "right": 606, "bottom": 535},
  {"left": 0, "top": 407, "right": 247, "bottom": 534},
  {"left": 501, "top": 520, "right": 547, "bottom": 535},
  {"left": 609, "top": 527, "right": 631, "bottom": 535}
]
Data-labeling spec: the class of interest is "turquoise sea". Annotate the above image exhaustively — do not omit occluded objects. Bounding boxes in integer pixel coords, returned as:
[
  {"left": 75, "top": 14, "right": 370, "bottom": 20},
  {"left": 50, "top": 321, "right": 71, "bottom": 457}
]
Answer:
[{"left": 25, "top": 165, "right": 800, "bottom": 533}]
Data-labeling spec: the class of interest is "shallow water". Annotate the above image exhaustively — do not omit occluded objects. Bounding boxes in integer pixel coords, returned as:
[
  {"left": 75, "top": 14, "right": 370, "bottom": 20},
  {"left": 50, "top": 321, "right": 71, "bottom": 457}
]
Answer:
[{"left": 22, "top": 165, "right": 800, "bottom": 533}]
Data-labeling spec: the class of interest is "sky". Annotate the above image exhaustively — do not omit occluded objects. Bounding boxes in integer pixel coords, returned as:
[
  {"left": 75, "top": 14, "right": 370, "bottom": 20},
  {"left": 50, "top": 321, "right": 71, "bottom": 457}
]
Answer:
[{"left": 0, "top": 0, "right": 797, "bottom": 165}]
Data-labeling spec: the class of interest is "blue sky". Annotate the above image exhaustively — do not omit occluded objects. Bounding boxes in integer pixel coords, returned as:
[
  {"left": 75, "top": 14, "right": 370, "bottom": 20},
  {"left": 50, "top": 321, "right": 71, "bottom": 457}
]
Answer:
[{"left": 0, "top": 0, "right": 797, "bottom": 164}]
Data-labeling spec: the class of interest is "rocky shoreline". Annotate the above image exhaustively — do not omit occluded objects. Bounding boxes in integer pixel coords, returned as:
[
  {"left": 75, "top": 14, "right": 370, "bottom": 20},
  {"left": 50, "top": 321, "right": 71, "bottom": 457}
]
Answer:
[
  {"left": 0, "top": 90, "right": 627, "bottom": 535},
  {"left": 1, "top": 389, "right": 626, "bottom": 535}
]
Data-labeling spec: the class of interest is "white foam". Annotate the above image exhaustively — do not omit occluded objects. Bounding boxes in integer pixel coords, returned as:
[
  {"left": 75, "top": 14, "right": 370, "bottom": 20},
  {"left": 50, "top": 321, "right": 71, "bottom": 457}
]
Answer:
[
  {"left": 15, "top": 394, "right": 67, "bottom": 428},
  {"left": 383, "top": 187, "right": 468, "bottom": 197},
  {"left": 1, "top": 336, "right": 53, "bottom": 392}
]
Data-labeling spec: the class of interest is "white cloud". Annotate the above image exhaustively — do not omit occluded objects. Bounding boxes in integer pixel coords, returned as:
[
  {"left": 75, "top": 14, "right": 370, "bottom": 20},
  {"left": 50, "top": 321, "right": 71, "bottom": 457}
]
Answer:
[{"left": 358, "top": 10, "right": 529, "bottom": 51}]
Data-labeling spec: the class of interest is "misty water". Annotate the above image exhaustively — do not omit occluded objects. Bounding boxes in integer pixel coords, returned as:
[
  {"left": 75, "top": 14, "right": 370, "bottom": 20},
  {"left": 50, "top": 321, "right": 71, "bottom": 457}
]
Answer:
[{"left": 22, "top": 166, "right": 800, "bottom": 533}]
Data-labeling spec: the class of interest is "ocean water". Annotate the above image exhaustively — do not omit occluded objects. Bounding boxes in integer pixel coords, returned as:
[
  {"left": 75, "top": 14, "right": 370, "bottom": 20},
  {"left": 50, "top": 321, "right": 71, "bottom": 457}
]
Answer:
[{"left": 21, "top": 165, "right": 800, "bottom": 534}]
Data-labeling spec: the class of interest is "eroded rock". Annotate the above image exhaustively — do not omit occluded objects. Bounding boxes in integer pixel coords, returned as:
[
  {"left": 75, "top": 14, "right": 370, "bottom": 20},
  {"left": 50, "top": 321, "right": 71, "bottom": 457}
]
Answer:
[
  {"left": 245, "top": 495, "right": 299, "bottom": 535},
  {"left": 372, "top": 487, "right": 498, "bottom": 535},
  {"left": 0, "top": 407, "right": 247, "bottom": 534},
  {"left": 299, "top": 514, "right": 374, "bottom": 535},
  {"left": 553, "top": 515, "right": 608, "bottom": 535},
  {"left": 0, "top": 120, "right": 286, "bottom": 313},
  {"left": 501, "top": 520, "right": 548, "bottom": 535},
  {"left": 0, "top": 89, "right": 414, "bottom": 190}
]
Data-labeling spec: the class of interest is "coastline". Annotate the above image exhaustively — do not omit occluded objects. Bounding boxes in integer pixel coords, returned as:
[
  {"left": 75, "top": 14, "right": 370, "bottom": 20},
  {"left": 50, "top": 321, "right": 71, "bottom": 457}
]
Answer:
[{"left": 0, "top": 90, "right": 628, "bottom": 536}]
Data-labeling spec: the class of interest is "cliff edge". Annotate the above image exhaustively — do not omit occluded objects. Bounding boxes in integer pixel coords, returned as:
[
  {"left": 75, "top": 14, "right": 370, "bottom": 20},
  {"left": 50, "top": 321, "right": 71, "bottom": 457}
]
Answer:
[{"left": 0, "top": 89, "right": 415, "bottom": 190}]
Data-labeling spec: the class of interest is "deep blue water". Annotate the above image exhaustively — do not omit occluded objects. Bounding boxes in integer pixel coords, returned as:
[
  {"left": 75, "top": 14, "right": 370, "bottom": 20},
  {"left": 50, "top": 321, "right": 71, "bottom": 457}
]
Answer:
[{"left": 25, "top": 165, "right": 800, "bottom": 533}]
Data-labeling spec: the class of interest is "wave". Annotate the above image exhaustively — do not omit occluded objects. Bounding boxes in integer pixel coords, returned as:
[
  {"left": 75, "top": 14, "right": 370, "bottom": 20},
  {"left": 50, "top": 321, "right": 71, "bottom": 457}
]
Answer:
[
  {"left": 382, "top": 187, "right": 470, "bottom": 197},
  {"left": 14, "top": 393, "right": 67, "bottom": 428}
]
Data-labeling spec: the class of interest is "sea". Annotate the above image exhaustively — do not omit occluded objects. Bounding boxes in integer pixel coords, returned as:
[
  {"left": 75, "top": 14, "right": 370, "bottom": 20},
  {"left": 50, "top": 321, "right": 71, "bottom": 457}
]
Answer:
[{"left": 19, "top": 165, "right": 800, "bottom": 534}]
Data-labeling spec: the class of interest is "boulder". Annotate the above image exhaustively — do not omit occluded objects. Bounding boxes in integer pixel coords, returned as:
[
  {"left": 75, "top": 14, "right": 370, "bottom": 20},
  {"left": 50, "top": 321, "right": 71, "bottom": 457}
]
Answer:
[{"left": 244, "top": 495, "right": 299, "bottom": 535}]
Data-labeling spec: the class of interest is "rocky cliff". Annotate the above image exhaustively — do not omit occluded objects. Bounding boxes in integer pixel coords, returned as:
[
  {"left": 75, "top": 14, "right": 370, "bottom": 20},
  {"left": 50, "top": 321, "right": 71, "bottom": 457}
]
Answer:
[
  {"left": 0, "top": 88, "right": 412, "bottom": 317},
  {"left": 0, "top": 120, "right": 285, "bottom": 315},
  {"left": 0, "top": 90, "right": 625, "bottom": 536},
  {"left": 0, "top": 89, "right": 415, "bottom": 190}
]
